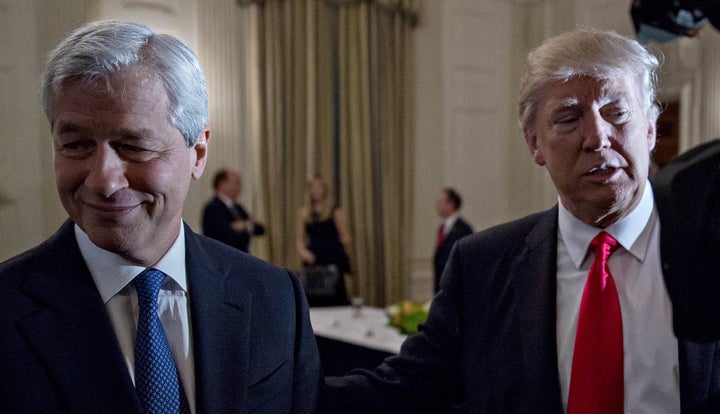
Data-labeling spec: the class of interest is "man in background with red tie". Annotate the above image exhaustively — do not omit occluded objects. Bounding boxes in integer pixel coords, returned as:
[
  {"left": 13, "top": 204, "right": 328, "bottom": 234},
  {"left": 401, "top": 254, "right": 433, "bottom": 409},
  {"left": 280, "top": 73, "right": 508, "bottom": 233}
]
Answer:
[
  {"left": 322, "top": 29, "right": 720, "bottom": 413},
  {"left": 433, "top": 187, "right": 473, "bottom": 293}
]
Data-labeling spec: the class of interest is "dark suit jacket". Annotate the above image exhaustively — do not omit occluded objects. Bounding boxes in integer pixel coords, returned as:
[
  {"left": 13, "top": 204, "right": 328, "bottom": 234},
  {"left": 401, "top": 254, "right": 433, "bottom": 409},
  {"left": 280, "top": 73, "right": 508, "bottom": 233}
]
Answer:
[
  {"left": 0, "top": 220, "right": 320, "bottom": 414},
  {"left": 433, "top": 217, "right": 473, "bottom": 293},
  {"left": 653, "top": 139, "right": 720, "bottom": 341},
  {"left": 202, "top": 196, "right": 266, "bottom": 252},
  {"left": 322, "top": 207, "right": 720, "bottom": 413}
]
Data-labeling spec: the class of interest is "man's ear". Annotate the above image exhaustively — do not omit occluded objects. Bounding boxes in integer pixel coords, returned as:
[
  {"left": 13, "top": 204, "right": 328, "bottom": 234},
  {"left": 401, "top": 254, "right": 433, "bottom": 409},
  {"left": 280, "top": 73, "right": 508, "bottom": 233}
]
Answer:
[
  {"left": 191, "top": 127, "right": 210, "bottom": 180},
  {"left": 647, "top": 122, "right": 657, "bottom": 152},
  {"left": 524, "top": 129, "right": 546, "bottom": 166}
]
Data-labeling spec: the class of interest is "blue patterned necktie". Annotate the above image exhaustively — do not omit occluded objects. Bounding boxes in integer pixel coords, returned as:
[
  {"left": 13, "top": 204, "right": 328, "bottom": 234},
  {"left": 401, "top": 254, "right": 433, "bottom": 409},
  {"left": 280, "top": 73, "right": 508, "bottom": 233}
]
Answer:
[{"left": 134, "top": 268, "right": 189, "bottom": 414}]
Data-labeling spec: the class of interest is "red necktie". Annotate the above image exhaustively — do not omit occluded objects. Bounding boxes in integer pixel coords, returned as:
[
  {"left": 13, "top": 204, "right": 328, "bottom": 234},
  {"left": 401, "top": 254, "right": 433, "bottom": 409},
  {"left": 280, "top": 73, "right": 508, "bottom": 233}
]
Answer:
[
  {"left": 437, "top": 225, "right": 446, "bottom": 246},
  {"left": 568, "top": 231, "right": 623, "bottom": 414}
]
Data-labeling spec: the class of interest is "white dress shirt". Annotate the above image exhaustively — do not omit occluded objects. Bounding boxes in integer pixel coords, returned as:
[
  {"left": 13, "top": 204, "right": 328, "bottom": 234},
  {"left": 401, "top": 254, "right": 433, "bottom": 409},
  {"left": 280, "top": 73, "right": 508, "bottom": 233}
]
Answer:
[
  {"left": 75, "top": 223, "right": 196, "bottom": 413},
  {"left": 556, "top": 182, "right": 679, "bottom": 414},
  {"left": 442, "top": 213, "right": 459, "bottom": 236}
]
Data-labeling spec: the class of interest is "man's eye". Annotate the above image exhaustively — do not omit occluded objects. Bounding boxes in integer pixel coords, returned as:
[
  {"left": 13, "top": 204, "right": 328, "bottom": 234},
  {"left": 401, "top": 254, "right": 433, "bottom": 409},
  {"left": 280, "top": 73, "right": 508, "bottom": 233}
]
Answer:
[
  {"left": 556, "top": 117, "right": 578, "bottom": 124},
  {"left": 62, "top": 141, "right": 90, "bottom": 151},
  {"left": 55, "top": 140, "right": 93, "bottom": 158},
  {"left": 119, "top": 144, "right": 145, "bottom": 152},
  {"left": 604, "top": 109, "right": 630, "bottom": 124},
  {"left": 117, "top": 143, "right": 156, "bottom": 161}
]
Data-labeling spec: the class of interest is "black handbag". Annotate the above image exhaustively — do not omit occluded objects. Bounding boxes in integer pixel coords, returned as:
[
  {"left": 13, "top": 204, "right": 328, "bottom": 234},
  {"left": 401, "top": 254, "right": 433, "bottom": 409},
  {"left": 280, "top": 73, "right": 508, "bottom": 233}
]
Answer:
[{"left": 298, "top": 264, "right": 341, "bottom": 298}]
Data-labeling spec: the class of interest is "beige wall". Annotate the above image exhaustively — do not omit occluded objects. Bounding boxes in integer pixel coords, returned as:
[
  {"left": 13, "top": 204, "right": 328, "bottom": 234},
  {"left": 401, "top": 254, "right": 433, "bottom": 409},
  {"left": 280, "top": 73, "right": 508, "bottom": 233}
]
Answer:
[{"left": 0, "top": 0, "right": 92, "bottom": 260}]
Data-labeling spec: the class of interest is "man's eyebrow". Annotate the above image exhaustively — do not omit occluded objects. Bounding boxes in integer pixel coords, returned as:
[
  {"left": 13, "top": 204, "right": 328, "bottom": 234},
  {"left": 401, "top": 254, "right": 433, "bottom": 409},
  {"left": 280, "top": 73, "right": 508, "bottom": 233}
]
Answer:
[
  {"left": 550, "top": 98, "right": 580, "bottom": 114},
  {"left": 55, "top": 122, "right": 89, "bottom": 136},
  {"left": 113, "top": 128, "right": 156, "bottom": 140},
  {"left": 599, "top": 87, "right": 630, "bottom": 102}
]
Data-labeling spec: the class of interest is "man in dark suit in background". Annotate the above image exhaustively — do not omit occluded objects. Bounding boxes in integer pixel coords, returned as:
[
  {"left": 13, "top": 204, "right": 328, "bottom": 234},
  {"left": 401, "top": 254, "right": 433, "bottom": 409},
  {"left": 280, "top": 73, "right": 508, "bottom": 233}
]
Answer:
[
  {"left": 433, "top": 187, "right": 473, "bottom": 293},
  {"left": 0, "top": 20, "right": 319, "bottom": 413},
  {"left": 321, "top": 29, "right": 720, "bottom": 413},
  {"left": 653, "top": 138, "right": 720, "bottom": 341},
  {"left": 202, "top": 168, "right": 265, "bottom": 253}
]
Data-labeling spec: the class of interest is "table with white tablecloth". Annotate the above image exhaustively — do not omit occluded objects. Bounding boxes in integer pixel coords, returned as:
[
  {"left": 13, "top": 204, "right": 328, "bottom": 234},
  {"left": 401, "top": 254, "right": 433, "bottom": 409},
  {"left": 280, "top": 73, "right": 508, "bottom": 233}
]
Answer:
[{"left": 310, "top": 306, "right": 407, "bottom": 375}]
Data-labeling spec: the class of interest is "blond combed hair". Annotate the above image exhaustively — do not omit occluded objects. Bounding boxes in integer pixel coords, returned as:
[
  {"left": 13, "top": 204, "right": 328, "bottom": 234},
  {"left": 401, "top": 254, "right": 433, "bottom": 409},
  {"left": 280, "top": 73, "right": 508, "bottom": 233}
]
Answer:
[{"left": 518, "top": 28, "right": 661, "bottom": 134}]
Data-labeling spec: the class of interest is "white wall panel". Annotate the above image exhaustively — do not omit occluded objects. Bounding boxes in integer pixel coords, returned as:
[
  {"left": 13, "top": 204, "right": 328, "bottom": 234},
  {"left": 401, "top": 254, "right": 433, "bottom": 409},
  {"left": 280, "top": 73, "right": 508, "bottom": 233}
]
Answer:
[
  {"left": 96, "top": 0, "right": 198, "bottom": 48},
  {"left": 441, "top": 0, "right": 513, "bottom": 232},
  {"left": 575, "top": 0, "right": 634, "bottom": 35},
  {"left": 450, "top": 69, "right": 502, "bottom": 112},
  {"left": 0, "top": 0, "right": 44, "bottom": 260},
  {"left": 408, "top": 0, "right": 443, "bottom": 299}
]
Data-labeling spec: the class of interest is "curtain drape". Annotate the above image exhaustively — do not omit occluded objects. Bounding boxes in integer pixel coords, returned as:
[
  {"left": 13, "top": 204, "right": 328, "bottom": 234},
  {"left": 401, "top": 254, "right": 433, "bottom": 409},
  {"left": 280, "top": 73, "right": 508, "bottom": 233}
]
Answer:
[{"left": 243, "top": 0, "right": 416, "bottom": 307}]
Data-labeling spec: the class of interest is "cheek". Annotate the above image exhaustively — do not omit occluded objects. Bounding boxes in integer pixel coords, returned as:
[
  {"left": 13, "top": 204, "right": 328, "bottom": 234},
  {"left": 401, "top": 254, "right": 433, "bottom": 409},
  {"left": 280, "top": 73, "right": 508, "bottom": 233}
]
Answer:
[
  {"left": 544, "top": 152, "right": 578, "bottom": 182},
  {"left": 139, "top": 160, "right": 192, "bottom": 198},
  {"left": 54, "top": 159, "right": 82, "bottom": 193},
  {"left": 623, "top": 133, "right": 653, "bottom": 167}
]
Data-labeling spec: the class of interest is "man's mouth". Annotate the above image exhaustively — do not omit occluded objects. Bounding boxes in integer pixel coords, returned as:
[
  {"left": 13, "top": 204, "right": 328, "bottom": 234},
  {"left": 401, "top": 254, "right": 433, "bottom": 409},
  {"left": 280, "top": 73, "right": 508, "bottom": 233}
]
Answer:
[
  {"left": 584, "top": 164, "right": 624, "bottom": 179},
  {"left": 587, "top": 165, "right": 618, "bottom": 175}
]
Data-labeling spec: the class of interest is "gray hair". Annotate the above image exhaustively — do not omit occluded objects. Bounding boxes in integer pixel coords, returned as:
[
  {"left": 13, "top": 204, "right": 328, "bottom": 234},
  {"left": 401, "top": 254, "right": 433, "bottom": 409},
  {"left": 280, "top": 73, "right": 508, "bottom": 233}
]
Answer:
[
  {"left": 518, "top": 29, "right": 661, "bottom": 133},
  {"left": 42, "top": 20, "right": 208, "bottom": 148}
]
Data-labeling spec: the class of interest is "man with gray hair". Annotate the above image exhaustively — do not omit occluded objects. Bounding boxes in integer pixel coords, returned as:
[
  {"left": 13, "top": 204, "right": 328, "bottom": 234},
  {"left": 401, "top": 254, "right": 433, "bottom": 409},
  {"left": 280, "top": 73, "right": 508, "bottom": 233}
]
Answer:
[
  {"left": 0, "top": 20, "right": 320, "bottom": 413},
  {"left": 321, "top": 29, "right": 720, "bottom": 413}
]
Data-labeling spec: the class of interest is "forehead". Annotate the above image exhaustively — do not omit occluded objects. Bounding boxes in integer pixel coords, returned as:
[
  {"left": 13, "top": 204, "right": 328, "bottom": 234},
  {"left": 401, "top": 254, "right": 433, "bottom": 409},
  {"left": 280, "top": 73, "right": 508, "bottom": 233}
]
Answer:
[
  {"left": 228, "top": 172, "right": 241, "bottom": 183},
  {"left": 53, "top": 67, "right": 170, "bottom": 123},
  {"left": 537, "top": 75, "right": 642, "bottom": 111}
]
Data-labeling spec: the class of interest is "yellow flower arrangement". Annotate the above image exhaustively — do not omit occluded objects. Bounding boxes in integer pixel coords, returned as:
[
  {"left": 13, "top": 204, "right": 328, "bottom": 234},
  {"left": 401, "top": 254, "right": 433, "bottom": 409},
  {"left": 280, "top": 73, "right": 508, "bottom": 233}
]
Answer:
[{"left": 386, "top": 300, "right": 430, "bottom": 335}]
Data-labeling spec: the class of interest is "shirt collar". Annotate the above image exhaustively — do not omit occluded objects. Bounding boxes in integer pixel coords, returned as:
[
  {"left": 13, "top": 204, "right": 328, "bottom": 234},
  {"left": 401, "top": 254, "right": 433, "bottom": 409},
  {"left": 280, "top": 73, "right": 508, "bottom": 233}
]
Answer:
[
  {"left": 558, "top": 181, "right": 656, "bottom": 269},
  {"left": 444, "top": 213, "right": 459, "bottom": 231},
  {"left": 75, "top": 222, "right": 188, "bottom": 303}
]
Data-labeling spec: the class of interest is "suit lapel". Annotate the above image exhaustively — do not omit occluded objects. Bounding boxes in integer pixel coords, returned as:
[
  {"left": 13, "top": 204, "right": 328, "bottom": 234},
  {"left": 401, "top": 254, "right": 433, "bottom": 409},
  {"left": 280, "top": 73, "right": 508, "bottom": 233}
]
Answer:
[
  {"left": 513, "top": 208, "right": 564, "bottom": 411},
  {"left": 17, "top": 221, "right": 140, "bottom": 413},
  {"left": 185, "top": 228, "right": 251, "bottom": 414}
]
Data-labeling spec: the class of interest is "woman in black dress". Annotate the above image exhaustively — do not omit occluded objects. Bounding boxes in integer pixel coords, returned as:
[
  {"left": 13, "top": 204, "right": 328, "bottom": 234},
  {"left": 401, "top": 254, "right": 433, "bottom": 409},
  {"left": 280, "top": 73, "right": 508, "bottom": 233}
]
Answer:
[{"left": 295, "top": 177, "right": 352, "bottom": 306}]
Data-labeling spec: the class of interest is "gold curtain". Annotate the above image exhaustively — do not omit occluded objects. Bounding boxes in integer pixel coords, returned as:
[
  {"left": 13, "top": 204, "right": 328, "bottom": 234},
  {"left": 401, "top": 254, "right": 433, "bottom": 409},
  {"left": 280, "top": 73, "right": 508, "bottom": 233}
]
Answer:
[{"left": 244, "top": 0, "right": 416, "bottom": 307}]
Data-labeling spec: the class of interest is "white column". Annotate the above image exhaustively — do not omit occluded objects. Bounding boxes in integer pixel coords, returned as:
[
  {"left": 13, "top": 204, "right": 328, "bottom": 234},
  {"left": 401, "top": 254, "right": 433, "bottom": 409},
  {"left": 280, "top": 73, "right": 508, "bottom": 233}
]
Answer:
[{"left": 700, "top": 28, "right": 720, "bottom": 144}]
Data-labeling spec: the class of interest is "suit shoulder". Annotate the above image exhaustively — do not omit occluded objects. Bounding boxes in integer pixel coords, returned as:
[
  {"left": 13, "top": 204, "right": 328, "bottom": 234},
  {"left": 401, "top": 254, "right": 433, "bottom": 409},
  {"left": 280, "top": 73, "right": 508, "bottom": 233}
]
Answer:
[
  {"left": 456, "top": 217, "right": 474, "bottom": 234},
  {"left": 201, "top": 197, "right": 222, "bottom": 213},
  {"left": 0, "top": 247, "right": 37, "bottom": 285},
  {"left": 190, "top": 232, "right": 293, "bottom": 282},
  {"left": 0, "top": 223, "right": 74, "bottom": 285},
  {"left": 456, "top": 210, "right": 550, "bottom": 254}
]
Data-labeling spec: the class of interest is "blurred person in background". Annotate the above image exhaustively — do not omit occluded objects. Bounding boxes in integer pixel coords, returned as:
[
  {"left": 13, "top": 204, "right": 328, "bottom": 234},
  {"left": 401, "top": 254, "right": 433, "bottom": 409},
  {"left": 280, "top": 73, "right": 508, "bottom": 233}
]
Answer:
[
  {"left": 433, "top": 187, "right": 473, "bottom": 293},
  {"left": 296, "top": 177, "right": 351, "bottom": 306},
  {"left": 202, "top": 168, "right": 265, "bottom": 253}
]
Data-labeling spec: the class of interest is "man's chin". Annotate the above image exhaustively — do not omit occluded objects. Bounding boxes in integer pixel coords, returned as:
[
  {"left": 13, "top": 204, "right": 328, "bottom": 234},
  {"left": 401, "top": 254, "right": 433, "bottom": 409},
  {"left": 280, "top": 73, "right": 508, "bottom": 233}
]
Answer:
[{"left": 87, "top": 232, "right": 131, "bottom": 255}]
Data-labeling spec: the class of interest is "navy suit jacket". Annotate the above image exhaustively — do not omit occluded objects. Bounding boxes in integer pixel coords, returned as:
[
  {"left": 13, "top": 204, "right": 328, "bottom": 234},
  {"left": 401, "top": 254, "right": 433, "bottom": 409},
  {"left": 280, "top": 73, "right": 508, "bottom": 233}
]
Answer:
[
  {"left": 433, "top": 217, "right": 473, "bottom": 293},
  {"left": 322, "top": 207, "right": 720, "bottom": 413},
  {"left": 202, "top": 196, "right": 266, "bottom": 253},
  {"left": 0, "top": 220, "right": 320, "bottom": 413}
]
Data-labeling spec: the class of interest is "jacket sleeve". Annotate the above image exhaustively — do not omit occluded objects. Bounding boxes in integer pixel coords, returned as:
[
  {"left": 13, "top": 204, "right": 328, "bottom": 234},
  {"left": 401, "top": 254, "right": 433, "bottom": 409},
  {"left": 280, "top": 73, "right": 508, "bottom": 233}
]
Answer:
[
  {"left": 289, "top": 270, "right": 323, "bottom": 413},
  {"left": 319, "top": 244, "right": 468, "bottom": 414}
]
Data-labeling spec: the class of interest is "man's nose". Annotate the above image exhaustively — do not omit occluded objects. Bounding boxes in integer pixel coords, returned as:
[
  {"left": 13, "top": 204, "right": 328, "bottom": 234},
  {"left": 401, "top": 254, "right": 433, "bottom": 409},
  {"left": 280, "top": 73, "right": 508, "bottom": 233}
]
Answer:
[
  {"left": 85, "top": 146, "right": 128, "bottom": 198},
  {"left": 582, "top": 111, "right": 613, "bottom": 152}
]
